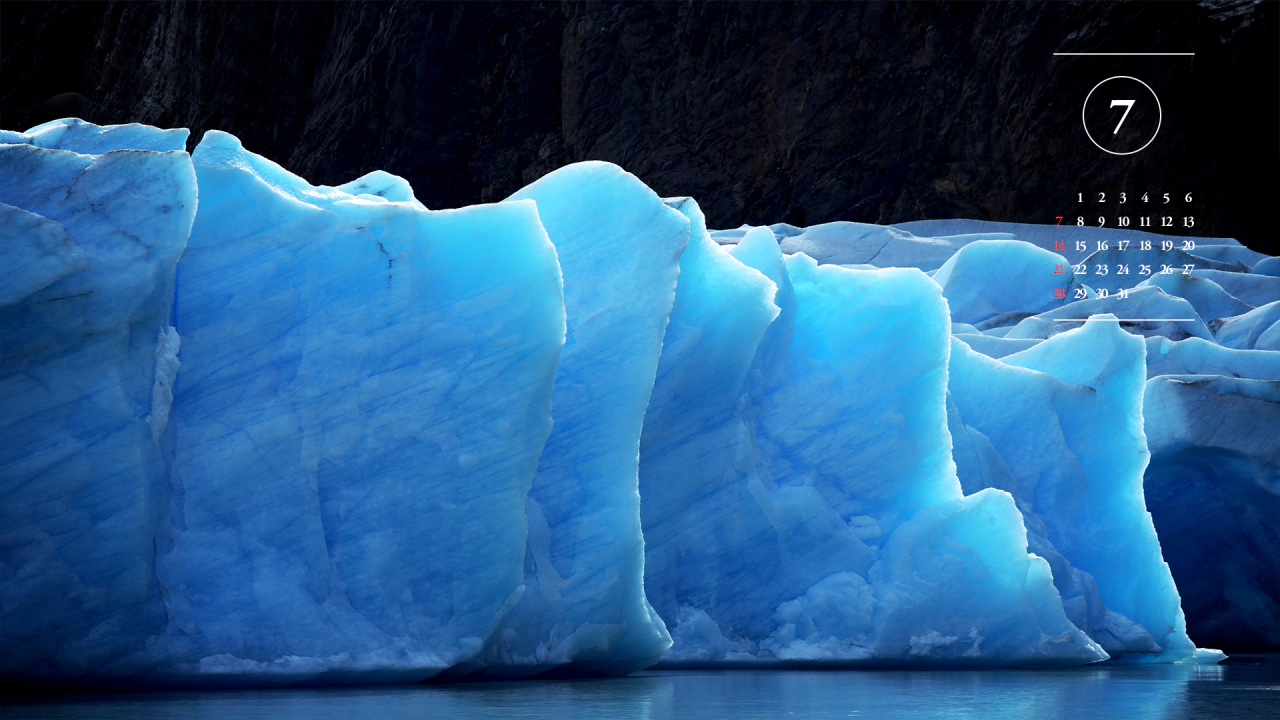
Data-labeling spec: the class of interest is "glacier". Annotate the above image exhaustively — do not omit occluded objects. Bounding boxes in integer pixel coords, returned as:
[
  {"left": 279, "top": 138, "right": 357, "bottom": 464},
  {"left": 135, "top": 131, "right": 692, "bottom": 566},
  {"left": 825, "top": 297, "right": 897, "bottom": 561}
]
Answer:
[
  {"left": 0, "top": 124, "right": 196, "bottom": 681},
  {"left": 640, "top": 214, "right": 1104, "bottom": 665},
  {"left": 1004, "top": 287, "right": 1213, "bottom": 342},
  {"left": 1213, "top": 301, "right": 1280, "bottom": 351},
  {"left": 156, "top": 130, "right": 567, "bottom": 684},
  {"left": 1143, "top": 375, "right": 1280, "bottom": 650},
  {"left": 1136, "top": 271, "right": 1254, "bottom": 322},
  {"left": 3, "top": 120, "right": 1277, "bottom": 687},
  {"left": 462, "top": 162, "right": 687, "bottom": 678},
  {"left": 949, "top": 320, "right": 1195, "bottom": 661}
]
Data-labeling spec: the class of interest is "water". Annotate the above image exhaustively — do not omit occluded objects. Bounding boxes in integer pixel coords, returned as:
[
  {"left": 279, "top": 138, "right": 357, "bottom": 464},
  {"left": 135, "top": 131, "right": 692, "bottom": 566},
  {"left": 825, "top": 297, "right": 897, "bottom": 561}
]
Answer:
[{"left": 4, "top": 656, "right": 1278, "bottom": 719}]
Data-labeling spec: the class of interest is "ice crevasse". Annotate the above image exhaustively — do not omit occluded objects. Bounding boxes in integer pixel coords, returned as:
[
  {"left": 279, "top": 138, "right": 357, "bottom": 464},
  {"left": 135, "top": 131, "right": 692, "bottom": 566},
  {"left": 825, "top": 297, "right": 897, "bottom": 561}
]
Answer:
[{"left": 4, "top": 119, "right": 1266, "bottom": 687}]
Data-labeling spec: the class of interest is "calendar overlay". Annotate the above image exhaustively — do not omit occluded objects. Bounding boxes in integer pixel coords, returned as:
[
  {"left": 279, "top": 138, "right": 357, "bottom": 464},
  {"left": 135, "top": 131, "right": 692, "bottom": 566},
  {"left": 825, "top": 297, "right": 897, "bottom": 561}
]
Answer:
[{"left": 1048, "top": 190, "right": 1207, "bottom": 327}]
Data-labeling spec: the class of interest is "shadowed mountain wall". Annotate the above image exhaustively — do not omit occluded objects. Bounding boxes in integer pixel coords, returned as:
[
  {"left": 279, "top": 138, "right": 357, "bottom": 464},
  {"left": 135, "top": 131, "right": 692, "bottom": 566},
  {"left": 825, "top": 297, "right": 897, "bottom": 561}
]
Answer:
[{"left": 2, "top": 1, "right": 1276, "bottom": 249}]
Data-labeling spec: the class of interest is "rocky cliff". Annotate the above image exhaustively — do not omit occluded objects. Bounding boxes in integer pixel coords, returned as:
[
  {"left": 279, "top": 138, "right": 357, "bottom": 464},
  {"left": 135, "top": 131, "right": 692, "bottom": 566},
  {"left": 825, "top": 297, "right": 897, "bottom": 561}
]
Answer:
[{"left": 2, "top": 1, "right": 1275, "bottom": 249}]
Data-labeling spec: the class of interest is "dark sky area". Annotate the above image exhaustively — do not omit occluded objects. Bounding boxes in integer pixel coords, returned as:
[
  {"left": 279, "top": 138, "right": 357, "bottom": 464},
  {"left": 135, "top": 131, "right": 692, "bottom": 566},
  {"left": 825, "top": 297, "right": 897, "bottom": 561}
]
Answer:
[{"left": 2, "top": 1, "right": 1276, "bottom": 254}]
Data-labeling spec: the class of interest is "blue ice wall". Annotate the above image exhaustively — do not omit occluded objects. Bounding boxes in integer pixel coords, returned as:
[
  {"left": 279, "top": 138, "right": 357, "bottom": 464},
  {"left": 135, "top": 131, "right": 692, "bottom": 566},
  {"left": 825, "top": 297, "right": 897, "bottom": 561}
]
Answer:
[
  {"left": 949, "top": 321, "right": 1196, "bottom": 661},
  {"left": 155, "top": 131, "right": 566, "bottom": 684},
  {"left": 479, "top": 162, "right": 688, "bottom": 676},
  {"left": 0, "top": 124, "right": 196, "bottom": 681},
  {"left": 1143, "top": 376, "right": 1280, "bottom": 649},
  {"left": 642, "top": 225, "right": 1106, "bottom": 665},
  {"left": 637, "top": 202, "right": 780, "bottom": 646},
  {"left": 6, "top": 120, "right": 1277, "bottom": 686}
]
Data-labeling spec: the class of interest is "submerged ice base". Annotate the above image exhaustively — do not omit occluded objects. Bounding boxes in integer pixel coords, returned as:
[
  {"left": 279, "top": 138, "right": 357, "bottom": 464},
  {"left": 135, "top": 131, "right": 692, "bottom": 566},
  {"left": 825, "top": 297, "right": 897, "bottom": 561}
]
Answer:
[{"left": 4, "top": 119, "right": 1271, "bottom": 687}]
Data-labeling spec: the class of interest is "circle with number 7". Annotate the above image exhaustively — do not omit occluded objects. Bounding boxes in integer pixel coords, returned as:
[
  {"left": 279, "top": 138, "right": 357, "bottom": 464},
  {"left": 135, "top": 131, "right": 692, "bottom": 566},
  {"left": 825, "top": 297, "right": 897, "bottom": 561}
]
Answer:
[{"left": 1082, "top": 76, "right": 1162, "bottom": 155}]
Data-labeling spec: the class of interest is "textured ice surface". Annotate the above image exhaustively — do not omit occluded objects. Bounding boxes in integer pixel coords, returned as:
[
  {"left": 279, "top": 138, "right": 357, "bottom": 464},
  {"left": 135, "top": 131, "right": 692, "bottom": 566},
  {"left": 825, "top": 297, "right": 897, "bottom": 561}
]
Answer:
[
  {"left": 1252, "top": 256, "right": 1280, "bottom": 277},
  {"left": 1188, "top": 243, "right": 1269, "bottom": 268},
  {"left": 1144, "top": 376, "right": 1280, "bottom": 649},
  {"left": 0, "top": 134, "right": 196, "bottom": 680},
  {"left": 25, "top": 118, "right": 189, "bottom": 154},
  {"left": 1193, "top": 270, "right": 1280, "bottom": 308},
  {"left": 951, "top": 333, "right": 1043, "bottom": 360},
  {"left": 637, "top": 212, "right": 780, "bottom": 659},
  {"left": 642, "top": 229, "right": 1106, "bottom": 666},
  {"left": 1137, "top": 272, "right": 1254, "bottom": 321},
  {"left": 155, "top": 131, "right": 567, "bottom": 684},
  {"left": 333, "top": 170, "right": 425, "bottom": 208},
  {"left": 932, "top": 240, "right": 1085, "bottom": 324},
  {"left": 893, "top": 219, "right": 1241, "bottom": 265},
  {"left": 1213, "top": 302, "right": 1280, "bottom": 351},
  {"left": 1005, "top": 287, "right": 1213, "bottom": 342},
  {"left": 949, "top": 320, "right": 1196, "bottom": 661},
  {"left": 772, "top": 221, "right": 1011, "bottom": 272},
  {"left": 477, "top": 162, "right": 687, "bottom": 677},
  {"left": 0, "top": 201, "right": 88, "bottom": 306},
  {"left": 10, "top": 119, "right": 1279, "bottom": 686},
  {"left": 1145, "top": 337, "right": 1280, "bottom": 381}
]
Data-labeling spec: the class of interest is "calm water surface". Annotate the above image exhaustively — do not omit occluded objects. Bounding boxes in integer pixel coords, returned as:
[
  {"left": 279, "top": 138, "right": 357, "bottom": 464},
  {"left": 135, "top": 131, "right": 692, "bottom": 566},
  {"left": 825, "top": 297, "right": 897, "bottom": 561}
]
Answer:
[{"left": 4, "top": 655, "right": 1278, "bottom": 719}]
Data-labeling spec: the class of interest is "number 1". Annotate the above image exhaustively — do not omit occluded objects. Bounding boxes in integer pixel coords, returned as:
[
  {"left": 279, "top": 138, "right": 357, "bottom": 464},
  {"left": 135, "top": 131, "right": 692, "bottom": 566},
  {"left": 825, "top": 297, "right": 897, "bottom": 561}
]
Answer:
[{"left": 1110, "top": 99, "right": 1135, "bottom": 134}]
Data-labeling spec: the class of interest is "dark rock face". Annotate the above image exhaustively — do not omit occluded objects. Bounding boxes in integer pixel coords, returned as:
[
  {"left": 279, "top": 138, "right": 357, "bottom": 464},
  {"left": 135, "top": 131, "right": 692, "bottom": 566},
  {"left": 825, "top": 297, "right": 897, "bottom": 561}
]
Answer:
[
  {"left": 2, "top": 1, "right": 1275, "bottom": 253},
  {"left": 2, "top": 0, "right": 1278, "bottom": 653}
]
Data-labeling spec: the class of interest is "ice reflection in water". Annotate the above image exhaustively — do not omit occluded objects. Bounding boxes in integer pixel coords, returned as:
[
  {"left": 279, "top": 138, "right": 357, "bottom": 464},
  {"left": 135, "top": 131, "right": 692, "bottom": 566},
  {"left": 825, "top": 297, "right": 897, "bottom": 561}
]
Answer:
[{"left": 5, "top": 656, "right": 1277, "bottom": 720}]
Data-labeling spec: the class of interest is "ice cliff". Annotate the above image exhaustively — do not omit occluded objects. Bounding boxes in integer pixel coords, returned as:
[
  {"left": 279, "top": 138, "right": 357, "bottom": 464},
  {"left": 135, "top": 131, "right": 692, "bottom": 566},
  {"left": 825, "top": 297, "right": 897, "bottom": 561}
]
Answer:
[
  {"left": 159, "top": 130, "right": 566, "bottom": 684},
  {"left": 1, "top": 123, "right": 194, "bottom": 680},
  {"left": 3, "top": 120, "right": 1275, "bottom": 687}
]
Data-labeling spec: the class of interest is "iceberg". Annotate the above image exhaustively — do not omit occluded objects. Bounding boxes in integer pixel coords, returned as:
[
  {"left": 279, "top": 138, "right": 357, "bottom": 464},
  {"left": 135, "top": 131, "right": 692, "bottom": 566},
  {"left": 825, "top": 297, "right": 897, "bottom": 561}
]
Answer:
[
  {"left": 0, "top": 130, "right": 196, "bottom": 680},
  {"left": 637, "top": 213, "right": 781, "bottom": 661},
  {"left": 642, "top": 226, "right": 1105, "bottom": 666},
  {"left": 1252, "top": 257, "right": 1280, "bottom": 277},
  {"left": 1004, "top": 287, "right": 1213, "bottom": 342},
  {"left": 333, "top": 170, "right": 426, "bottom": 209},
  {"left": 153, "top": 131, "right": 567, "bottom": 684},
  {"left": 1191, "top": 270, "right": 1280, "bottom": 308},
  {"left": 637, "top": 208, "right": 779, "bottom": 619},
  {"left": 890, "top": 219, "right": 1241, "bottom": 266},
  {"left": 860, "top": 488, "right": 1105, "bottom": 664},
  {"left": 951, "top": 333, "right": 1043, "bottom": 360},
  {"left": 23, "top": 118, "right": 189, "bottom": 155},
  {"left": 464, "top": 162, "right": 688, "bottom": 677},
  {"left": 949, "top": 319, "right": 1196, "bottom": 661},
  {"left": 0, "top": 201, "right": 89, "bottom": 307},
  {"left": 771, "top": 221, "right": 1012, "bottom": 272},
  {"left": 1188, "top": 244, "right": 1269, "bottom": 268},
  {"left": 9, "top": 118, "right": 1276, "bottom": 686}
]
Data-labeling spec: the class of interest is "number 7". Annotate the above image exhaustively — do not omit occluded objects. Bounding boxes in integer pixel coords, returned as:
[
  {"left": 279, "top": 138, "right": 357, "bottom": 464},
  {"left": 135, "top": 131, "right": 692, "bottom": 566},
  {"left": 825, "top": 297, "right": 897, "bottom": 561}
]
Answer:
[{"left": 1110, "top": 99, "right": 1135, "bottom": 134}]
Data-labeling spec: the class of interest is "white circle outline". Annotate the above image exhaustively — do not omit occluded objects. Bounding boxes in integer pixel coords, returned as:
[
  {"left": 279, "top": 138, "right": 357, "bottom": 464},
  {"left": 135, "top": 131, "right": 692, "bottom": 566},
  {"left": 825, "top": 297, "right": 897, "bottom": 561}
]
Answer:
[{"left": 1082, "top": 75, "right": 1162, "bottom": 156}]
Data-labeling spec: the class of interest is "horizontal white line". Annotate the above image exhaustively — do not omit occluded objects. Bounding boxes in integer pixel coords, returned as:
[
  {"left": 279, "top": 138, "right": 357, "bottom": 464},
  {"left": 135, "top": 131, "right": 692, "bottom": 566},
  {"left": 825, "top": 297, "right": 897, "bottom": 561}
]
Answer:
[
  {"left": 1053, "top": 52, "right": 1194, "bottom": 56},
  {"left": 1055, "top": 318, "right": 1196, "bottom": 322}
]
